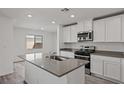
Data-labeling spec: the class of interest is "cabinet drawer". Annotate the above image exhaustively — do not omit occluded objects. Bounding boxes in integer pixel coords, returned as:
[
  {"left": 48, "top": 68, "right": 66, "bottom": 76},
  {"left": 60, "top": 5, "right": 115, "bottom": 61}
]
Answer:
[
  {"left": 91, "top": 55, "right": 104, "bottom": 60},
  {"left": 103, "top": 56, "right": 120, "bottom": 62},
  {"left": 91, "top": 55, "right": 120, "bottom": 62},
  {"left": 60, "top": 51, "right": 74, "bottom": 58}
]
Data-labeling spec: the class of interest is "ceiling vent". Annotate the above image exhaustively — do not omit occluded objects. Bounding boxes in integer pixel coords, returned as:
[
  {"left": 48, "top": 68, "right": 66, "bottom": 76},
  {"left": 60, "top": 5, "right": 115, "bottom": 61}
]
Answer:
[{"left": 61, "top": 8, "right": 70, "bottom": 12}]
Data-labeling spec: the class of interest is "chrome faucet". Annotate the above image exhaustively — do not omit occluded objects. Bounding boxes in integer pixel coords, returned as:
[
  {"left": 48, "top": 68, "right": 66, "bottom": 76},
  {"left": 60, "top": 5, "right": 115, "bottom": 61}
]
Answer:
[
  {"left": 49, "top": 51, "right": 56, "bottom": 55},
  {"left": 49, "top": 51, "right": 57, "bottom": 60}
]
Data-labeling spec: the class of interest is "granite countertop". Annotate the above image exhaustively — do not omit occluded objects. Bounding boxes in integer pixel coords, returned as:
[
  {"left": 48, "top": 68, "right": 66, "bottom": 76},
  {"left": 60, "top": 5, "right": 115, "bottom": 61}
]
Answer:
[
  {"left": 91, "top": 50, "right": 124, "bottom": 58},
  {"left": 19, "top": 53, "right": 89, "bottom": 77},
  {"left": 60, "top": 48, "right": 79, "bottom": 52}
]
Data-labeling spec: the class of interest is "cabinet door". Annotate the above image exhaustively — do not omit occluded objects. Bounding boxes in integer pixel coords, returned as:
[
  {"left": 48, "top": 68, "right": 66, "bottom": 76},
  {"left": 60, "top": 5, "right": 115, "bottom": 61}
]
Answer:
[
  {"left": 77, "top": 22, "right": 84, "bottom": 33},
  {"left": 70, "top": 25, "right": 78, "bottom": 42},
  {"left": 84, "top": 20, "right": 92, "bottom": 31},
  {"left": 121, "top": 15, "right": 124, "bottom": 41},
  {"left": 91, "top": 55, "right": 103, "bottom": 75},
  {"left": 121, "top": 59, "right": 124, "bottom": 82},
  {"left": 93, "top": 19, "right": 105, "bottom": 42},
  {"left": 25, "top": 62, "right": 37, "bottom": 83},
  {"left": 63, "top": 26, "right": 71, "bottom": 42},
  {"left": 104, "top": 60, "right": 121, "bottom": 80},
  {"left": 105, "top": 15, "right": 121, "bottom": 42}
]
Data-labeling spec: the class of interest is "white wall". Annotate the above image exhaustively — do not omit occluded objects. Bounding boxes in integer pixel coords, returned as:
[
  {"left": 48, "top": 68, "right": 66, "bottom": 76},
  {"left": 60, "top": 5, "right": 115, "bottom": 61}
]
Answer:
[
  {"left": 13, "top": 27, "right": 57, "bottom": 62},
  {"left": 0, "top": 16, "right": 14, "bottom": 76}
]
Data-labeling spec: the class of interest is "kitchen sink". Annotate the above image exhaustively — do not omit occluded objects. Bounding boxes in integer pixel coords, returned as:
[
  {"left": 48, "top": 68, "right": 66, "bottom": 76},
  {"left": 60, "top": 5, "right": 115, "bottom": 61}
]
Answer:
[{"left": 50, "top": 55, "right": 69, "bottom": 61}]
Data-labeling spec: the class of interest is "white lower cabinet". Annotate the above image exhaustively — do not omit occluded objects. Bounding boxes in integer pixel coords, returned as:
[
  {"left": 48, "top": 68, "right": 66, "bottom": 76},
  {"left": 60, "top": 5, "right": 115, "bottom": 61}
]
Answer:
[
  {"left": 60, "top": 51, "right": 74, "bottom": 58},
  {"left": 91, "top": 55, "right": 103, "bottom": 75},
  {"left": 121, "top": 59, "right": 124, "bottom": 82},
  {"left": 91, "top": 55, "right": 121, "bottom": 81},
  {"left": 104, "top": 60, "right": 121, "bottom": 80}
]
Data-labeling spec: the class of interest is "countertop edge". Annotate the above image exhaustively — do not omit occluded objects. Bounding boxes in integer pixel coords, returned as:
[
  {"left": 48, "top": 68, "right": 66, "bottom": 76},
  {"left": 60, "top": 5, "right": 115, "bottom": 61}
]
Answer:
[
  {"left": 91, "top": 50, "right": 124, "bottom": 58},
  {"left": 60, "top": 48, "right": 79, "bottom": 52}
]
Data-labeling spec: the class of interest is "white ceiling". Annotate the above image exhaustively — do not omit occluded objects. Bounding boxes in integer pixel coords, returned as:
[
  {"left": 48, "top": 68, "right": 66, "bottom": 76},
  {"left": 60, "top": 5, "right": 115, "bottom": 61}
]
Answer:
[{"left": 0, "top": 8, "right": 123, "bottom": 32}]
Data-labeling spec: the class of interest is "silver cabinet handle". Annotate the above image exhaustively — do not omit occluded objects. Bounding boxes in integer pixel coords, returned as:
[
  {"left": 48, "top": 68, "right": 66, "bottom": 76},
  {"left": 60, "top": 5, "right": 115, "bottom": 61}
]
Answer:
[{"left": 74, "top": 54, "right": 89, "bottom": 58}]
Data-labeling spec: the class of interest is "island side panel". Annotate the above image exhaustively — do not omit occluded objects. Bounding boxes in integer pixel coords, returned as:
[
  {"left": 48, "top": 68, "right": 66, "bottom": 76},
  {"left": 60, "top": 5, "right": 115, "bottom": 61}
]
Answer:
[
  {"left": 25, "top": 61, "right": 85, "bottom": 84},
  {"left": 25, "top": 62, "right": 67, "bottom": 84},
  {"left": 66, "top": 66, "right": 85, "bottom": 84}
]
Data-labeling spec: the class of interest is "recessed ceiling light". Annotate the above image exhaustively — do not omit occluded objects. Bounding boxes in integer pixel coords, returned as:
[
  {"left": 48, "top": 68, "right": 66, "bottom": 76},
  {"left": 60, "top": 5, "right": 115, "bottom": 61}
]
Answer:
[
  {"left": 70, "top": 14, "right": 75, "bottom": 18},
  {"left": 27, "top": 14, "right": 32, "bottom": 18},
  {"left": 41, "top": 27, "right": 44, "bottom": 30},
  {"left": 52, "top": 21, "right": 55, "bottom": 24}
]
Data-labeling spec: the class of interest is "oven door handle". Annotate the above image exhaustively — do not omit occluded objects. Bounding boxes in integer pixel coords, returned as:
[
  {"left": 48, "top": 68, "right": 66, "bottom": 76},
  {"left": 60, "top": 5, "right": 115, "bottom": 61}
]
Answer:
[{"left": 74, "top": 54, "right": 90, "bottom": 58}]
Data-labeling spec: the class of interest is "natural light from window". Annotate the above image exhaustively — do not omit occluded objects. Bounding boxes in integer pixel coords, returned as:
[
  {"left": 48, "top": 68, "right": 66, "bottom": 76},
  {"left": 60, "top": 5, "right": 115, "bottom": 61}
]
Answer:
[{"left": 26, "top": 35, "right": 43, "bottom": 49}]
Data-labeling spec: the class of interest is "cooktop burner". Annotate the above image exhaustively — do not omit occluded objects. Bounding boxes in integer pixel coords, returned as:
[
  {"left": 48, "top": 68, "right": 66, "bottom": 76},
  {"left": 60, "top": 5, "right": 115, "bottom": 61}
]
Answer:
[{"left": 75, "top": 47, "right": 95, "bottom": 56}]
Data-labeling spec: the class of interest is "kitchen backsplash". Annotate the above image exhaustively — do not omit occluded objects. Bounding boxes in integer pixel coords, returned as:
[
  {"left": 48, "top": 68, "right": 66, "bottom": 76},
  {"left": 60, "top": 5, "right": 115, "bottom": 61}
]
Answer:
[{"left": 63, "top": 42, "right": 124, "bottom": 52}]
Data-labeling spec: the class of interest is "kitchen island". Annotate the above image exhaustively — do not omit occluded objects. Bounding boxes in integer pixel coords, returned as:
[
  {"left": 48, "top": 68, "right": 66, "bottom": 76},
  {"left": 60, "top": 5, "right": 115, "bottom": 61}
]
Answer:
[{"left": 19, "top": 53, "right": 89, "bottom": 84}]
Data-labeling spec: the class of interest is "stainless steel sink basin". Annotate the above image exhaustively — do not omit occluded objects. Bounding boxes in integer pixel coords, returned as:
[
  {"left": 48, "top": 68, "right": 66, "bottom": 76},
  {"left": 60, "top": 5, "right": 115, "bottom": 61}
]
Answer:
[{"left": 50, "top": 55, "right": 69, "bottom": 61}]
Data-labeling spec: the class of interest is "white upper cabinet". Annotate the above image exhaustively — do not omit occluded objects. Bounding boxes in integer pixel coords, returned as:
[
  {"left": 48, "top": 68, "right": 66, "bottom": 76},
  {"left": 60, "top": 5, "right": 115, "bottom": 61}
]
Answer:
[
  {"left": 84, "top": 20, "right": 92, "bottom": 31},
  {"left": 105, "top": 15, "right": 122, "bottom": 42},
  {"left": 77, "top": 22, "right": 84, "bottom": 33},
  {"left": 121, "top": 15, "right": 124, "bottom": 41},
  {"left": 63, "top": 24, "right": 78, "bottom": 43},
  {"left": 93, "top": 19, "right": 105, "bottom": 42},
  {"left": 70, "top": 25, "right": 78, "bottom": 42},
  {"left": 93, "top": 15, "right": 122, "bottom": 42},
  {"left": 77, "top": 20, "right": 92, "bottom": 32},
  {"left": 63, "top": 26, "right": 71, "bottom": 43},
  {"left": 62, "top": 20, "right": 93, "bottom": 43}
]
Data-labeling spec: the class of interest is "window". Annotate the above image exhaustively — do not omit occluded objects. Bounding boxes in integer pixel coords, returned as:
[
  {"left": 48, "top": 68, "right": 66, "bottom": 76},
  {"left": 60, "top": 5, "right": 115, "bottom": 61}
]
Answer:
[{"left": 26, "top": 35, "right": 43, "bottom": 49}]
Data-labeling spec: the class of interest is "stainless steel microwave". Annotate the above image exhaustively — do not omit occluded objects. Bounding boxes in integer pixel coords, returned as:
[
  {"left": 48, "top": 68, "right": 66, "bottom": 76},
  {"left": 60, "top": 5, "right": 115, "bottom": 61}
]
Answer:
[{"left": 77, "top": 31, "right": 93, "bottom": 42}]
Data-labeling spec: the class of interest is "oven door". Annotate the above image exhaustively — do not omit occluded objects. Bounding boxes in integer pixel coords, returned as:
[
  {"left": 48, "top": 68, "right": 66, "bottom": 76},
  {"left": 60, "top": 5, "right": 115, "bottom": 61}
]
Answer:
[{"left": 74, "top": 54, "right": 91, "bottom": 74}]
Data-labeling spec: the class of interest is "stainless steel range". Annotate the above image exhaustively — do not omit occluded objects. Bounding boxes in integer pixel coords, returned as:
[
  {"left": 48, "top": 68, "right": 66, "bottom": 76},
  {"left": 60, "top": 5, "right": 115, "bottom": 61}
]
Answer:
[{"left": 74, "top": 46, "right": 95, "bottom": 74}]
